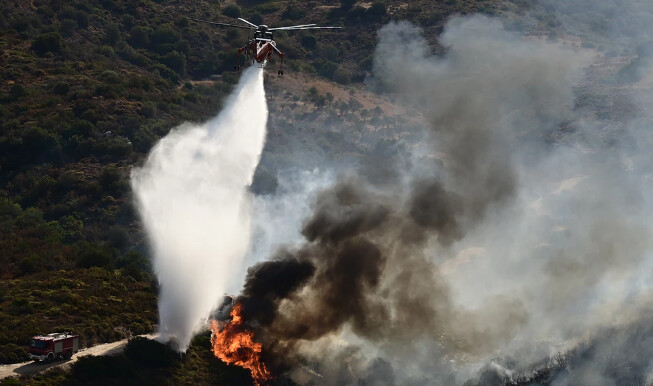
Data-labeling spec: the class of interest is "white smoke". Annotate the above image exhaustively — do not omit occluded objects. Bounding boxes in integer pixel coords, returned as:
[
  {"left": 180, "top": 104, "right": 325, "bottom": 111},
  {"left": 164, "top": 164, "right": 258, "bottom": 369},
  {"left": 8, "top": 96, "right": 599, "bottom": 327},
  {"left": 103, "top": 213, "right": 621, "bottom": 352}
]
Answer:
[
  {"left": 131, "top": 67, "right": 267, "bottom": 351},
  {"left": 234, "top": 16, "right": 653, "bottom": 385}
]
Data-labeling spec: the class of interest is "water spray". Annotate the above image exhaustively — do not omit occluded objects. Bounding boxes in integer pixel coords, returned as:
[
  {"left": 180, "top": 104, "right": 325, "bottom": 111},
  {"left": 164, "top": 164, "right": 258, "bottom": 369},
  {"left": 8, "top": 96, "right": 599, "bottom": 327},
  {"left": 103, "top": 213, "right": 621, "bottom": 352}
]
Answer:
[{"left": 131, "top": 67, "right": 267, "bottom": 351}]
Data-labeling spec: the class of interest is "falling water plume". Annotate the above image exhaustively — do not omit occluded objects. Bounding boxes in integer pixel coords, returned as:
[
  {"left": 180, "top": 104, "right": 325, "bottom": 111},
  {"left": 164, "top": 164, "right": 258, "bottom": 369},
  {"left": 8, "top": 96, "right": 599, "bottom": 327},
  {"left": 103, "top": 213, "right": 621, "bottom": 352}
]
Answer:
[{"left": 131, "top": 67, "right": 267, "bottom": 351}]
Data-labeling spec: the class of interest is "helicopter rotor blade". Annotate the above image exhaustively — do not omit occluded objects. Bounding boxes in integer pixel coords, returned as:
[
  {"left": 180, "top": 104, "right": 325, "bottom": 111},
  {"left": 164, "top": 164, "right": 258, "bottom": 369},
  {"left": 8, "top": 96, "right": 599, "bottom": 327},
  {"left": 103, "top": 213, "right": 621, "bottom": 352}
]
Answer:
[
  {"left": 269, "top": 26, "right": 342, "bottom": 31},
  {"left": 268, "top": 24, "right": 317, "bottom": 30},
  {"left": 237, "top": 18, "right": 259, "bottom": 28},
  {"left": 188, "top": 17, "right": 255, "bottom": 30}
]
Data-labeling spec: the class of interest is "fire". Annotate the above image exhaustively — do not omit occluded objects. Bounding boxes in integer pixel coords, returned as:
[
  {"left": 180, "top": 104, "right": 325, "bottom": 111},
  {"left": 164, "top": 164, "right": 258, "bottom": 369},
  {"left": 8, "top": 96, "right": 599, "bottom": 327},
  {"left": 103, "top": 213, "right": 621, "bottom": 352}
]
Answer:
[{"left": 210, "top": 302, "right": 273, "bottom": 385}]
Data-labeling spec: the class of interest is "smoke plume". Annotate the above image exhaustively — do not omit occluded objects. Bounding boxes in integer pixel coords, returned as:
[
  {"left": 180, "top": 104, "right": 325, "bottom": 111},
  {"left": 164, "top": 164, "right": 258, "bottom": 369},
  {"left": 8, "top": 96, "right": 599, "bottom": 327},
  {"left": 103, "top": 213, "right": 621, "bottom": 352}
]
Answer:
[
  {"left": 222, "top": 13, "right": 653, "bottom": 385},
  {"left": 131, "top": 67, "right": 267, "bottom": 351}
]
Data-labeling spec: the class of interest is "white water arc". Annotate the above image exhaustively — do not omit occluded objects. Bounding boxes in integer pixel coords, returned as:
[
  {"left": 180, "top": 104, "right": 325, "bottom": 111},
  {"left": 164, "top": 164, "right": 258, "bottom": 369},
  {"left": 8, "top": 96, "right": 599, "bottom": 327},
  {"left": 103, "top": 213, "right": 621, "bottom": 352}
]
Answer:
[{"left": 131, "top": 67, "right": 267, "bottom": 351}]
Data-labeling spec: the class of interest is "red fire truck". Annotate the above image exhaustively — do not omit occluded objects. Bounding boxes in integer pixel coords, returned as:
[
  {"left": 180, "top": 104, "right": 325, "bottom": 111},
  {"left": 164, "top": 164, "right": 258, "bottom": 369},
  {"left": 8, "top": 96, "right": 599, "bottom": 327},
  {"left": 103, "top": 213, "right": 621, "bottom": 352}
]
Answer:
[{"left": 29, "top": 333, "right": 79, "bottom": 362}]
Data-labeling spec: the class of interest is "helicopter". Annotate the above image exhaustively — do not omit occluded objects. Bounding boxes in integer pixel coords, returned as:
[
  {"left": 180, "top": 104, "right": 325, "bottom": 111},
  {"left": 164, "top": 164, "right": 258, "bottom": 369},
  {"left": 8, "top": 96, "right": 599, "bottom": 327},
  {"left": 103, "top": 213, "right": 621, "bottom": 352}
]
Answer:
[{"left": 189, "top": 17, "right": 341, "bottom": 75}]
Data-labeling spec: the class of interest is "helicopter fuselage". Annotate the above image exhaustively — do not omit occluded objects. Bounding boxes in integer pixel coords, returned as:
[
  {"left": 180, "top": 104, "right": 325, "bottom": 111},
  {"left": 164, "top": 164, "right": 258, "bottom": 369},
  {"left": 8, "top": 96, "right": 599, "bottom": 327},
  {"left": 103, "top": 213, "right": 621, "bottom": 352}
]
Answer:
[
  {"left": 237, "top": 28, "right": 284, "bottom": 73},
  {"left": 188, "top": 17, "right": 340, "bottom": 75}
]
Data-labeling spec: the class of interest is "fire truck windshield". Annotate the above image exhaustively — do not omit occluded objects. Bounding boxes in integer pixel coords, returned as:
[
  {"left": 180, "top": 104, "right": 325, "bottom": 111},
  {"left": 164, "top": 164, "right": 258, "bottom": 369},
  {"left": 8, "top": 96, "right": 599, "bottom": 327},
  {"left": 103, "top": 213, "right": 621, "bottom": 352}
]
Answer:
[{"left": 30, "top": 340, "right": 47, "bottom": 348}]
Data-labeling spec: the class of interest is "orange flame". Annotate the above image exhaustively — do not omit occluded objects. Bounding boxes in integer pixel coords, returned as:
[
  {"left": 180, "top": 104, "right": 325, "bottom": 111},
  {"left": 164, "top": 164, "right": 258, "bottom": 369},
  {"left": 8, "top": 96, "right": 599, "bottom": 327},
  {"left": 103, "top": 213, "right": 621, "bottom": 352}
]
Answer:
[{"left": 210, "top": 302, "right": 273, "bottom": 385}]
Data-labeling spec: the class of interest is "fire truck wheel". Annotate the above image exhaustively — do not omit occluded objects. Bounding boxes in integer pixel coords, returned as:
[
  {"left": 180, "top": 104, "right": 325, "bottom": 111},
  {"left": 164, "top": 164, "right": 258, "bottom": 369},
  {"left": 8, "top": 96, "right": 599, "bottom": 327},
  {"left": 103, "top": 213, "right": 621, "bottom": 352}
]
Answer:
[
  {"left": 64, "top": 351, "right": 72, "bottom": 360},
  {"left": 46, "top": 353, "right": 54, "bottom": 363}
]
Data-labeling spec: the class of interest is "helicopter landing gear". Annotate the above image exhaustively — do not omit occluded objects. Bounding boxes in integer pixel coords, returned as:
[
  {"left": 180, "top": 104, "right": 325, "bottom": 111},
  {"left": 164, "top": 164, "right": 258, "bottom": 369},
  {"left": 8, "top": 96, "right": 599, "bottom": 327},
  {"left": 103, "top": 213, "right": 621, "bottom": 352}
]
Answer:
[
  {"left": 234, "top": 65, "right": 241, "bottom": 72},
  {"left": 277, "top": 53, "right": 284, "bottom": 76}
]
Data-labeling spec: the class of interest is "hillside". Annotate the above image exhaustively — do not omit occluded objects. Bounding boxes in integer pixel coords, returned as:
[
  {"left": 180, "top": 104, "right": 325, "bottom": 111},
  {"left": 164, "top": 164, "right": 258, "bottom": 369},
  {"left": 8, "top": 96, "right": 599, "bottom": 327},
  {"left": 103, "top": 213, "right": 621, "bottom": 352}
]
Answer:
[
  {"left": 4, "top": 0, "right": 652, "bottom": 384},
  {"left": 0, "top": 0, "right": 525, "bottom": 366}
]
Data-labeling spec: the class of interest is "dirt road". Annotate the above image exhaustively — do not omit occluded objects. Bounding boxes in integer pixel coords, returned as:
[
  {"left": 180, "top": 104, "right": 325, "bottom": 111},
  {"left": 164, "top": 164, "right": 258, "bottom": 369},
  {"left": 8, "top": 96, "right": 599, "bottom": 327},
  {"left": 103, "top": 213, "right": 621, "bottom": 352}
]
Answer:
[{"left": 0, "top": 334, "right": 157, "bottom": 381}]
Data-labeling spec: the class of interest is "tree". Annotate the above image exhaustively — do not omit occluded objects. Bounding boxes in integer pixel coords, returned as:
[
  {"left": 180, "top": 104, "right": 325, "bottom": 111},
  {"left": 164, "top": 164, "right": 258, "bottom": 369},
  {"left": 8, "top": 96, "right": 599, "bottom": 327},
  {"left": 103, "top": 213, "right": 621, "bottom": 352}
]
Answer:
[
  {"left": 361, "top": 108, "right": 370, "bottom": 123},
  {"left": 150, "top": 25, "right": 180, "bottom": 46},
  {"left": 161, "top": 51, "right": 187, "bottom": 76},
  {"left": 100, "top": 167, "right": 126, "bottom": 196},
  {"left": 334, "top": 100, "right": 348, "bottom": 116},
  {"left": 129, "top": 26, "right": 151, "bottom": 48},
  {"left": 320, "top": 44, "right": 340, "bottom": 61},
  {"left": 222, "top": 5, "right": 241, "bottom": 18},
  {"left": 31, "top": 32, "right": 63, "bottom": 56},
  {"left": 340, "top": 0, "right": 356, "bottom": 11},
  {"left": 22, "top": 127, "right": 61, "bottom": 164},
  {"left": 104, "top": 23, "right": 121, "bottom": 46},
  {"left": 333, "top": 68, "right": 352, "bottom": 84},
  {"left": 249, "top": 13, "right": 263, "bottom": 25},
  {"left": 9, "top": 84, "right": 25, "bottom": 100},
  {"left": 282, "top": 5, "right": 304, "bottom": 21},
  {"left": 75, "top": 243, "right": 112, "bottom": 269},
  {"left": 314, "top": 95, "right": 327, "bottom": 109},
  {"left": 348, "top": 97, "right": 363, "bottom": 112},
  {"left": 301, "top": 35, "right": 317, "bottom": 49},
  {"left": 326, "top": 92, "right": 334, "bottom": 107},
  {"left": 367, "top": 1, "right": 388, "bottom": 22},
  {"left": 318, "top": 61, "right": 338, "bottom": 79}
]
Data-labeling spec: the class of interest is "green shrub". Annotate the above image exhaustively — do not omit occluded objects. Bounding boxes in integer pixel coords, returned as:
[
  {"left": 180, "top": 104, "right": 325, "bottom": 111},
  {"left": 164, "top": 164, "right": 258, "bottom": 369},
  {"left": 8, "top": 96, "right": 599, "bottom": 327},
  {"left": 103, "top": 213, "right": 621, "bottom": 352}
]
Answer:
[
  {"left": 101, "top": 70, "right": 122, "bottom": 84},
  {"left": 282, "top": 5, "right": 304, "bottom": 21},
  {"left": 31, "top": 32, "right": 64, "bottom": 56},
  {"left": 133, "top": 127, "right": 159, "bottom": 152},
  {"left": 12, "top": 16, "right": 33, "bottom": 32},
  {"left": 116, "top": 43, "right": 150, "bottom": 66},
  {"left": 318, "top": 61, "right": 338, "bottom": 79},
  {"left": 333, "top": 68, "right": 352, "bottom": 84},
  {"left": 249, "top": 12, "right": 263, "bottom": 25},
  {"left": 106, "top": 227, "right": 129, "bottom": 250},
  {"left": 129, "top": 26, "right": 151, "bottom": 48},
  {"left": 150, "top": 63, "right": 180, "bottom": 83},
  {"left": 75, "top": 243, "right": 112, "bottom": 269},
  {"left": 367, "top": 1, "right": 388, "bottom": 21},
  {"left": 121, "top": 14, "right": 136, "bottom": 29},
  {"left": 346, "top": 6, "right": 367, "bottom": 23},
  {"left": 99, "top": 137, "right": 133, "bottom": 161},
  {"left": 222, "top": 5, "right": 241, "bottom": 18},
  {"left": 340, "top": 0, "right": 356, "bottom": 11},
  {"left": 254, "top": 3, "right": 280, "bottom": 14},
  {"left": 175, "top": 16, "right": 189, "bottom": 28},
  {"left": 150, "top": 25, "right": 180, "bottom": 46},
  {"left": 301, "top": 35, "right": 317, "bottom": 49},
  {"left": 175, "top": 39, "right": 190, "bottom": 55},
  {"left": 52, "top": 81, "right": 70, "bottom": 95},
  {"left": 9, "top": 84, "right": 25, "bottom": 100},
  {"left": 18, "top": 255, "right": 43, "bottom": 275},
  {"left": 59, "top": 19, "right": 77, "bottom": 37},
  {"left": 104, "top": 23, "right": 122, "bottom": 46},
  {"left": 98, "top": 45, "right": 116, "bottom": 58},
  {"left": 100, "top": 166, "right": 127, "bottom": 196},
  {"left": 161, "top": 51, "right": 187, "bottom": 76},
  {"left": 21, "top": 127, "right": 62, "bottom": 164},
  {"left": 141, "top": 102, "right": 156, "bottom": 117}
]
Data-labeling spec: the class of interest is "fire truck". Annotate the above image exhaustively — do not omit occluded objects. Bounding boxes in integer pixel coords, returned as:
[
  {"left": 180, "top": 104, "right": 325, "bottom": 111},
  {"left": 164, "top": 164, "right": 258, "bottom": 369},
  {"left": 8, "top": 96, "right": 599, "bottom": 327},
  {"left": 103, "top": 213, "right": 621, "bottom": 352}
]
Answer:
[{"left": 29, "top": 333, "right": 79, "bottom": 362}]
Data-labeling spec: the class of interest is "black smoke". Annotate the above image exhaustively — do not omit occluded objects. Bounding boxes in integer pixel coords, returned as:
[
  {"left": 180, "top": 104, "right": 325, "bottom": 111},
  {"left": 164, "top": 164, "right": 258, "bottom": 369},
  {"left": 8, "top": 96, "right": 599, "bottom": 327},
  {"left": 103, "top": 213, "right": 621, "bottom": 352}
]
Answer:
[{"left": 223, "top": 11, "right": 653, "bottom": 385}]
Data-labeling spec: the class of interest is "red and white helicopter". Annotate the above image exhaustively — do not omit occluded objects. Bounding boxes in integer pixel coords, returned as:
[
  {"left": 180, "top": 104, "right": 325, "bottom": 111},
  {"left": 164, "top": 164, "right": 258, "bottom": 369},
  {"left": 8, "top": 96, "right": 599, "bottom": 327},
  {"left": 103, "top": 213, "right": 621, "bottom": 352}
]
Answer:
[{"left": 189, "top": 17, "right": 341, "bottom": 75}]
